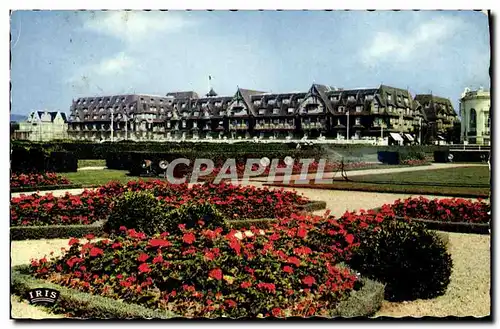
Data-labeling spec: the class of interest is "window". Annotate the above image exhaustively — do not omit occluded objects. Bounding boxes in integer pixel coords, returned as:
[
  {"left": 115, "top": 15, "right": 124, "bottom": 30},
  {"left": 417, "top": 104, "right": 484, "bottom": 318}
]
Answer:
[
  {"left": 167, "top": 112, "right": 172, "bottom": 117},
  {"left": 469, "top": 108, "right": 477, "bottom": 131},
  {"left": 404, "top": 97, "right": 409, "bottom": 105},
  {"left": 193, "top": 111, "right": 199, "bottom": 117},
  {"left": 273, "top": 108, "right": 279, "bottom": 114},
  {"left": 387, "top": 94, "right": 392, "bottom": 101},
  {"left": 143, "top": 104, "right": 147, "bottom": 111},
  {"left": 348, "top": 95, "right": 355, "bottom": 101},
  {"left": 259, "top": 109, "right": 266, "bottom": 115},
  {"left": 219, "top": 111, "right": 225, "bottom": 116},
  {"left": 268, "top": 99, "right": 276, "bottom": 106},
  {"left": 167, "top": 122, "right": 171, "bottom": 128},
  {"left": 338, "top": 106, "right": 345, "bottom": 113},
  {"left": 288, "top": 108, "right": 294, "bottom": 114},
  {"left": 182, "top": 121, "right": 186, "bottom": 128},
  {"left": 160, "top": 108, "right": 164, "bottom": 113},
  {"left": 388, "top": 106, "right": 393, "bottom": 111},
  {"left": 356, "top": 106, "right": 363, "bottom": 113},
  {"left": 283, "top": 99, "right": 290, "bottom": 105},
  {"left": 253, "top": 100, "right": 261, "bottom": 106},
  {"left": 366, "top": 95, "right": 374, "bottom": 101},
  {"left": 355, "top": 117, "right": 361, "bottom": 125}
]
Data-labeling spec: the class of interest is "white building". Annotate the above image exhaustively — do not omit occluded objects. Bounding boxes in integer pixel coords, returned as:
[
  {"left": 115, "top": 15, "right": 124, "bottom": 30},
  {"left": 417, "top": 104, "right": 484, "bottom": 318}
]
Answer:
[
  {"left": 13, "top": 111, "right": 68, "bottom": 141},
  {"left": 459, "top": 87, "right": 490, "bottom": 145}
]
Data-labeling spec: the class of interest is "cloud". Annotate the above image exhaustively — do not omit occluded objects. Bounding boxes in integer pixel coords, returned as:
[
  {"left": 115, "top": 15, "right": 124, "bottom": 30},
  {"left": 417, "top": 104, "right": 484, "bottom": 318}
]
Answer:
[
  {"left": 361, "top": 16, "right": 462, "bottom": 65},
  {"left": 67, "top": 52, "right": 135, "bottom": 93},
  {"left": 83, "top": 11, "right": 193, "bottom": 43}
]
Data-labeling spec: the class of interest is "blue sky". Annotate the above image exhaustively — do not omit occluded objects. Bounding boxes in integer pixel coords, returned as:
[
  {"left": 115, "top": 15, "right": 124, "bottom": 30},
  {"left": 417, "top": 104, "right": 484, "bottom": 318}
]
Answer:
[{"left": 10, "top": 10, "right": 490, "bottom": 116}]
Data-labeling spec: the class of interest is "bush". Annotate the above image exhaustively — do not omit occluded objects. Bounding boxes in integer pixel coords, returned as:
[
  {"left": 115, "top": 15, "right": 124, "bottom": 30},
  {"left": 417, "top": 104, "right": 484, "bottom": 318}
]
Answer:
[
  {"left": 162, "top": 202, "right": 228, "bottom": 233},
  {"left": 105, "top": 191, "right": 173, "bottom": 236},
  {"left": 347, "top": 219, "right": 453, "bottom": 302}
]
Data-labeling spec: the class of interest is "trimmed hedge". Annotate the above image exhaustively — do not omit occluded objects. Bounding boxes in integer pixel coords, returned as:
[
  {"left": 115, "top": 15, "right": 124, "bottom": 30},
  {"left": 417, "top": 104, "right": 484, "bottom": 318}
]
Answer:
[
  {"left": 10, "top": 221, "right": 106, "bottom": 241},
  {"left": 11, "top": 265, "right": 175, "bottom": 319},
  {"left": 397, "top": 216, "right": 490, "bottom": 235},
  {"left": 10, "top": 184, "right": 88, "bottom": 193},
  {"left": 11, "top": 145, "right": 78, "bottom": 173},
  {"left": 331, "top": 276, "right": 385, "bottom": 318}
]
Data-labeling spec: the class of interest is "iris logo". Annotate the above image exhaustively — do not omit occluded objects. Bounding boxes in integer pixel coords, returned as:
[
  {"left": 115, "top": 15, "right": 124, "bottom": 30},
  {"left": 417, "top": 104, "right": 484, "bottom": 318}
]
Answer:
[{"left": 26, "top": 288, "right": 60, "bottom": 305}]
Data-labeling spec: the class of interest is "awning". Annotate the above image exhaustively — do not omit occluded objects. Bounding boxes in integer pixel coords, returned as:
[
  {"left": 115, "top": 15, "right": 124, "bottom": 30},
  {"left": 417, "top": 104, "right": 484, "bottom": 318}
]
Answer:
[
  {"left": 405, "top": 134, "right": 415, "bottom": 141},
  {"left": 389, "top": 132, "right": 403, "bottom": 142}
]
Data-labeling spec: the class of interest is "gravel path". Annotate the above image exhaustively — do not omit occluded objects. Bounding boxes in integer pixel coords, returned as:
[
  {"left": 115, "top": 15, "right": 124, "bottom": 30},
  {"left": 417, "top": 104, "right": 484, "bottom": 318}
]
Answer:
[{"left": 78, "top": 166, "right": 107, "bottom": 171}]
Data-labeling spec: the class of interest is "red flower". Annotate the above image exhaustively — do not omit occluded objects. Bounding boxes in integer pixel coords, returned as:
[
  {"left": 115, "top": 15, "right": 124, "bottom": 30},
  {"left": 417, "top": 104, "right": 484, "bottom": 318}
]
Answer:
[
  {"left": 240, "top": 281, "right": 252, "bottom": 289},
  {"left": 85, "top": 234, "right": 95, "bottom": 240},
  {"left": 153, "top": 254, "right": 163, "bottom": 264},
  {"left": 297, "top": 227, "right": 307, "bottom": 238},
  {"left": 148, "top": 238, "right": 172, "bottom": 248},
  {"left": 283, "top": 266, "right": 294, "bottom": 274},
  {"left": 68, "top": 238, "right": 80, "bottom": 246},
  {"left": 89, "top": 247, "right": 104, "bottom": 257},
  {"left": 111, "top": 242, "right": 122, "bottom": 249},
  {"left": 272, "top": 308, "right": 283, "bottom": 317},
  {"left": 137, "top": 253, "right": 150, "bottom": 262},
  {"left": 119, "top": 226, "right": 127, "bottom": 231},
  {"left": 138, "top": 263, "right": 151, "bottom": 273},
  {"left": 287, "top": 256, "right": 301, "bottom": 267},
  {"left": 120, "top": 280, "right": 132, "bottom": 287},
  {"left": 183, "top": 232, "right": 196, "bottom": 244},
  {"left": 225, "top": 299, "right": 237, "bottom": 308},
  {"left": 302, "top": 275, "right": 316, "bottom": 287},
  {"left": 209, "top": 268, "right": 223, "bottom": 281}
]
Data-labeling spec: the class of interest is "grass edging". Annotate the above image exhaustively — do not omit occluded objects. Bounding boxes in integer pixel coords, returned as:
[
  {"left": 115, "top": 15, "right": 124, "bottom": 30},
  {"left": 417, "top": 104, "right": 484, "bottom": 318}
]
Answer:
[
  {"left": 397, "top": 216, "right": 490, "bottom": 235},
  {"left": 10, "top": 184, "right": 89, "bottom": 193},
  {"left": 332, "top": 277, "right": 385, "bottom": 318},
  {"left": 11, "top": 265, "right": 175, "bottom": 319},
  {"left": 10, "top": 221, "right": 106, "bottom": 241}
]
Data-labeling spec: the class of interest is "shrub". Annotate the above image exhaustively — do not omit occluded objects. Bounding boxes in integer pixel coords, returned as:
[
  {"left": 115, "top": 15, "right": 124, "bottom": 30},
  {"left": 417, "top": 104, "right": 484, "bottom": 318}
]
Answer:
[
  {"left": 347, "top": 219, "right": 453, "bottom": 302},
  {"left": 105, "top": 191, "right": 173, "bottom": 236},
  {"left": 162, "top": 202, "right": 228, "bottom": 233}
]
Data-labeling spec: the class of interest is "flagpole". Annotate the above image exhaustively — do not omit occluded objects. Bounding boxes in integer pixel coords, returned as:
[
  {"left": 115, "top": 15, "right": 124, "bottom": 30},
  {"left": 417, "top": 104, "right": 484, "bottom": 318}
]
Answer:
[{"left": 346, "top": 111, "right": 349, "bottom": 141}]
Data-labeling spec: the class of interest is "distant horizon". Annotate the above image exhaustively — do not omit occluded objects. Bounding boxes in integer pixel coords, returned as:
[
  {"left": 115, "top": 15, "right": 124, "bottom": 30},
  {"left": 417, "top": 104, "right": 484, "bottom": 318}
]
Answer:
[{"left": 10, "top": 10, "right": 490, "bottom": 116}]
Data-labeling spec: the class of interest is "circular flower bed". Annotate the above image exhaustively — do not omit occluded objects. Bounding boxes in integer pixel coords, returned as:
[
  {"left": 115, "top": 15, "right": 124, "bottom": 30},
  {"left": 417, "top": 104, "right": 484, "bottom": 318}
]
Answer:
[
  {"left": 10, "top": 172, "right": 71, "bottom": 188},
  {"left": 11, "top": 181, "right": 309, "bottom": 226},
  {"left": 390, "top": 197, "right": 490, "bottom": 224}
]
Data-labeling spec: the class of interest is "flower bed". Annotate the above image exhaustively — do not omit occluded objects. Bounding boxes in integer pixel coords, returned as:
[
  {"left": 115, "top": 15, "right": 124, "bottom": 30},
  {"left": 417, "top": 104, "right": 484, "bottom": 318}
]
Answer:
[
  {"left": 10, "top": 172, "right": 72, "bottom": 189},
  {"left": 26, "top": 211, "right": 387, "bottom": 318},
  {"left": 11, "top": 181, "right": 310, "bottom": 227},
  {"left": 390, "top": 197, "right": 490, "bottom": 224}
]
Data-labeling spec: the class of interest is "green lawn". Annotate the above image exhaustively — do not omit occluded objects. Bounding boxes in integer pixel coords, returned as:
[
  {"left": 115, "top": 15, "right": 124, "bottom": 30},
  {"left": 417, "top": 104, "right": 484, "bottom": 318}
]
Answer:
[
  {"left": 62, "top": 170, "right": 153, "bottom": 186},
  {"left": 77, "top": 159, "right": 106, "bottom": 168},
  {"left": 266, "top": 166, "right": 490, "bottom": 198},
  {"left": 352, "top": 166, "right": 490, "bottom": 187}
]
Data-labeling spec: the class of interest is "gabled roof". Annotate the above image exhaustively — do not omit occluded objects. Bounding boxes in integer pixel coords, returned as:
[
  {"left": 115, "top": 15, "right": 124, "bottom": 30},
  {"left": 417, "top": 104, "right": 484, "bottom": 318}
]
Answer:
[
  {"left": 234, "top": 88, "right": 267, "bottom": 116},
  {"left": 414, "top": 94, "right": 456, "bottom": 118},
  {"left": 309, "top": 84, "right": 335, "bottom": 114}
]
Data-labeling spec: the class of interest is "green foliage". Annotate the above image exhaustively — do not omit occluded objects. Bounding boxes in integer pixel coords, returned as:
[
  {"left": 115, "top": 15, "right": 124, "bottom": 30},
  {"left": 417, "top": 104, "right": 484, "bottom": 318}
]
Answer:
[
  {"left": 347, "top": 219, "right": 453, "bottom": 302},
  {"left": 105, "top": 191, "right": 172, "bottom": 236},
  {"left": 10, "top": 221, "right": 105, "bottom": 240},
  {"left": 162, "top": 202, "right": 228, "bottom": 233}
]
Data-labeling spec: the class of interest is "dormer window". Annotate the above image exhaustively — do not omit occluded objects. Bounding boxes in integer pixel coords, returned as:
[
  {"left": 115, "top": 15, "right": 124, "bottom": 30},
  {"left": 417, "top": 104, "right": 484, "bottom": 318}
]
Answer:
[
  {"left": 193, "top": 111, "right": 199, "bottom": 117},
  {"left": 268, "top": 99, "right": 276, "bottom": 106},
  {"left": 366, "top": 95, "right": 374, "bottom": 101},
  {"left": 219, "top": 110, "right": 225, "bottom": 116},
  {"left": 215, "top": 101, "right": 222, "bottom": 107},
  {"left": 167, "top": 112, "right": 172, "bottom": 118},
  {"left": 283, "top": 99, "right": 290, "bottom": 105},
  {"left": 167, "top": 122, "right": 171, "bottom": 128},
  {"left": 98, "top": 99, "right": 103, "bottom": 104},
  {"left": 259, "top": 109, "right": 266, "bottom": 115},
  {"left": 273, "top": 108, "right": 279, "bottom": 114},
  {"left": 330, "top": 96, "right": 338, "bottom": 101},
  {"left": 160, "top": 108, "right": 164, "bottom": 113},
  {"left": 356, "top": 106, "right": 363, "bottom": 113},
  {"left": 288, "top": 108, "right": 294, "bottom": 114},
  {"left": 201, "top": 103, "right": 207, "bottom": 109},
  {"left": 387, "top": 94, "right": 392, "bottom": 101},
  {"left": 348, "top": 96, "right": 356, "bottom": 101},
  {"left": 253, "top": 100, "right": 261, "bottom": 106},
  {"left": 182, "top": 112, "right": 188, "bottom": 117}
]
